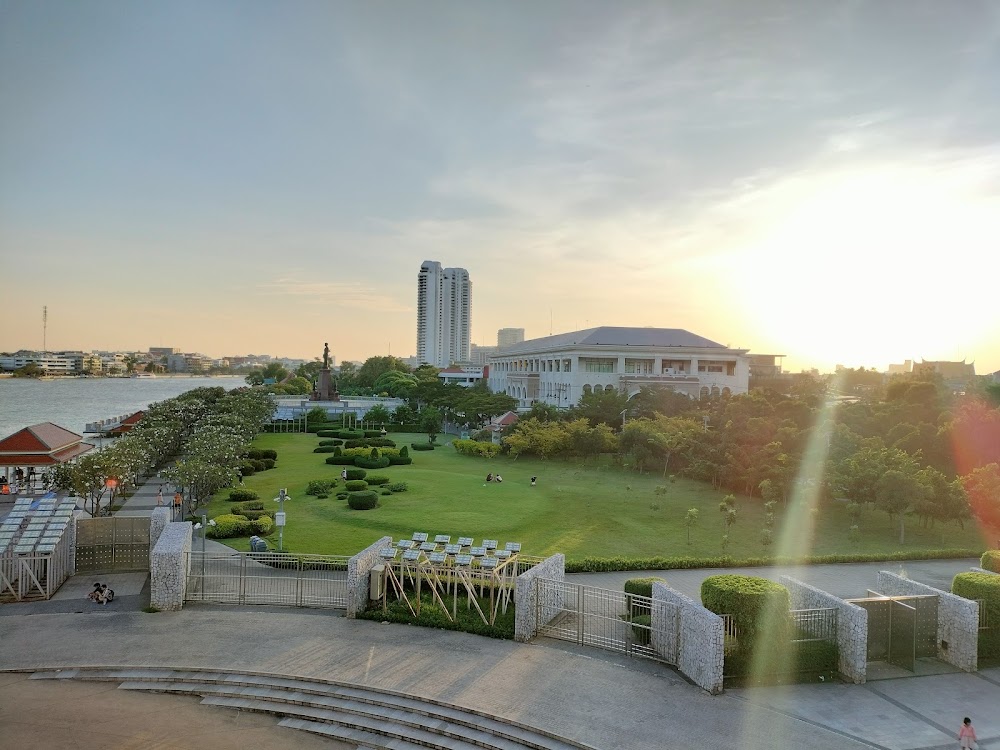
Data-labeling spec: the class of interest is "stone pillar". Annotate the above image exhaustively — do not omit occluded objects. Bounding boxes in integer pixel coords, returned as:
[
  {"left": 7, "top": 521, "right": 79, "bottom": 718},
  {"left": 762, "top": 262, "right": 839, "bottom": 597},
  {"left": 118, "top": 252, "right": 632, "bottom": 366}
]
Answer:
[
  {"left": 149, "top": 507, "right": 171, "bottom": 556},
  {"left": 514, "top": 554, "right": 565, "bottom": 642},
  {"left": 780, "top": 575, "right": 868, "bottom": 684},
  {"left": 347, "top": 535, "right": 392, "bottom": 617},
  {"left": 876, "top": 571, "right": 979, "bottom": 672},
  {"left": 652, "top": 582, "right": 724, "bottom": 694},
  {"left": 150, "top": 522, "right": 193, "bottom": 611}
]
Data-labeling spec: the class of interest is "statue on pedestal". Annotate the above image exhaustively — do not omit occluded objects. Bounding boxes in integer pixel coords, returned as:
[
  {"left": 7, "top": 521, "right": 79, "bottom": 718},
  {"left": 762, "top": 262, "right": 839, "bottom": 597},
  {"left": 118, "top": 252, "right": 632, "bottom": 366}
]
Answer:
[{"left": 323, "top": 342, "right": 330, "bottom": 370}]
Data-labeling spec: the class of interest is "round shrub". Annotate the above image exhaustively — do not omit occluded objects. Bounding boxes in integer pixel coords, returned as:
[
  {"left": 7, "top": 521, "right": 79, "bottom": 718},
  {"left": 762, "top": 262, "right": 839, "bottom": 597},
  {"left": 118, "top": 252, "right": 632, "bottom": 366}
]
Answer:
[
  {"left": 388, "top": 482, "right": 408, "bottom": 492},
  {"left": 261, "top": 458, "right": 276, "bottom": 470},
  {"left": 316, "top": 430, "right": 340, "bottom": 438},
  {"left": 356, "top": 456, "right": 391, "bottom": 469},
  {"left": 228, "top": 489, "right": 259, "bottom": 502},
  {"left": 388, "top": 455, "right": 413, "bottom": 466},
  {"left": 239, "top": 461, "right": 256, "bottom": 476},
  {"left": 410, "top": 442, "right": 434, "bottom": 451},
  {"left": 348, "top": 491, "right": 379, "bottom": 510},
  {"left": 238, "top": 509, "right": 272, "bottom": 521},
  {"left": 345, "top": 468, "right": 367, "bottom": 481},
  {"left": 247, "top": 448, "right": 277, "bottom": 461},
  {"left": 336, "top": 492, "right": 349, "bottom": 500},
  {"left": 981, "top": 550, "right": 1000, "bottom": 573},
  {"left": 701, "top": 575, "right": 790, "bottom": 641},
  {"left": 380, "top": 489, "right": 392, "bottom": 496},
  {"left": 252, "top": 460, "right": 267, "bottom": 472},
  {"left": 206, "top": 514, "right": 252, "bottom": 539},
  {"left": 345, "top": 480, "right": 369, "bottom": 491},
  {"left": 316, "top": 493, "right": 329, "bottom": 499},
  {"left": 624, "top": 577, "right": 667, "bottom": 599},
  {"left": 313, "top": 446, "right": 338, "bottom": 453},
  {"left": 365, "top": 475, "right": 390, "bottom": 486},
  {"left": 252, "top": 515, "right": 274, "bottom": 535}
]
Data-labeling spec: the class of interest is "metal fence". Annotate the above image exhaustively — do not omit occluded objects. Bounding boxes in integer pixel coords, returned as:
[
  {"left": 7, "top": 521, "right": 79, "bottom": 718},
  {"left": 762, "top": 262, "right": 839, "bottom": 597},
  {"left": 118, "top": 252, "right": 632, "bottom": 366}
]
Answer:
[
  {"left": 719, "top": 607, "right": 838, "bottom": 650},
  {"left": 977, "top": 600, "right": 992, "bottom": 631},
  {"left": 76, "top": 516, "right": 150, "bottom": 572},
  {"left": 186, "top": 551, "right": 349, "bottom": 608},
  {"left": 534, "top": 578, "right": 677, "bottom": 664}
]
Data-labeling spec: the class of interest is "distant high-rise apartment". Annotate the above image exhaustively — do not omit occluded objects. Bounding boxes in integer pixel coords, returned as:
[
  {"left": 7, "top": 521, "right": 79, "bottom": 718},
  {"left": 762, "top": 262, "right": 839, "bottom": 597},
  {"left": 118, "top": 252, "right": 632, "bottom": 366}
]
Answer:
[
  {"left": 417, "top": 261, "right": 471, "bottom": 367},
  {"left": 497, "top": 328, "right": 525, "bottom": 349}
]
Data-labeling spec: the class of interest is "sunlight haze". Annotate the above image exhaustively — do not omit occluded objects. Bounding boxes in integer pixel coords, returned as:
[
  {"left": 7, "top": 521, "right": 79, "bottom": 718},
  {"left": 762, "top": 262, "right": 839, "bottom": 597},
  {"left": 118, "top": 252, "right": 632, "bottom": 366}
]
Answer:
[{"left": 2, "top": 1, "right": 998, "bottom": 373}]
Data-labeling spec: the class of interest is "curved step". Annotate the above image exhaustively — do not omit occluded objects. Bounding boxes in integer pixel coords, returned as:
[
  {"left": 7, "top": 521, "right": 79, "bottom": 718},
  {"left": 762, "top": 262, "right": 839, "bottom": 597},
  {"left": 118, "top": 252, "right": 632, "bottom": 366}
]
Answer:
[{"left": 28, "top": 667, "right": 594, "bottom": 750}]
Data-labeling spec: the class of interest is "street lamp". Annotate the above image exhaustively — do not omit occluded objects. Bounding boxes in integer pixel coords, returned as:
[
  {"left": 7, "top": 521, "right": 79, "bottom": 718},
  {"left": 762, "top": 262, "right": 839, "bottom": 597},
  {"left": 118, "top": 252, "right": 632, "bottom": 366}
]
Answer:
[
  {"left": 193, "top": 515, "right": 217, "bottom": 600},
  {"left": 273, "top": 488, "right": 289, "bottom": 551}
]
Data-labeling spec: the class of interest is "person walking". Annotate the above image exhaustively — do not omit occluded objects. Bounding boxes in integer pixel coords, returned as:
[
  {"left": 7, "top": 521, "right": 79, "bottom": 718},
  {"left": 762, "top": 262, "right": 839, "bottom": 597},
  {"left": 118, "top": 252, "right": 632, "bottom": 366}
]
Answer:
[
  {"left": 173, "top": 491, "right": 183, "bottom": 519},
  {"left": 156, "top": 487, "right": 163, "bottom": 506},
  {"left": 958, "top": 717, "right": 977, "bottom": 749}
]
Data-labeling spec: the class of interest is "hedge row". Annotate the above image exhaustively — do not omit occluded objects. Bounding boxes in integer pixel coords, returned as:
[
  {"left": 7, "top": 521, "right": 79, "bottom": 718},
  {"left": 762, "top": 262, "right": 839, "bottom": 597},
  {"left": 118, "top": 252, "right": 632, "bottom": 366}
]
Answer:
[
  {"left": 564, "top": 549, "right": 984, "bottom": 573},
  {"left": 624, "top": 577, "right": 667, "bottom": 599},
  {"left": 246, "top": 448, "right": 277, "bottom": 461},
  {"left": 206, "top": 513, "right": 273, "bottom": 539},
  {"left": 982, "top": 550, "right": 1000, "bottom": 573},
  {"left": 702, "top": 575, "right": 790, "bottom": 641},
  {"left": 953, "top": 572, "right": 1000, "bottom": 658},
  {"left": 725, "top": 640, "right": 839, "bottom": 679},
  {"left": 452, "top": 439, "right": 501, "bottom": 458},
  {"left": 411, "top": 442, "right": 435, "bottom": 451},
  {"left": 348, "top": 491, "right": 379, "bottom": 510},
  {"left": 325, "top": 454, "right": 411, "bottom": 468},
  {"left": 344, "top": 438, "right": 396, "bottom": 449},
  {"left": 228, "top": 489, "right": 260, "bottom": 502},
  {"left": 318, "top": 439, "right": 343, "bottom": 447}
]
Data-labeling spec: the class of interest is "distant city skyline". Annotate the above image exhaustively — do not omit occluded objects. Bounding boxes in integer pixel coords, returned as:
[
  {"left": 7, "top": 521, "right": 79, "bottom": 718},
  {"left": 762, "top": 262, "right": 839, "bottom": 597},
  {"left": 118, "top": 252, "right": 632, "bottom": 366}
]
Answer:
[{"left": 2, "top": 2, "right": 999, "bottom": 374}]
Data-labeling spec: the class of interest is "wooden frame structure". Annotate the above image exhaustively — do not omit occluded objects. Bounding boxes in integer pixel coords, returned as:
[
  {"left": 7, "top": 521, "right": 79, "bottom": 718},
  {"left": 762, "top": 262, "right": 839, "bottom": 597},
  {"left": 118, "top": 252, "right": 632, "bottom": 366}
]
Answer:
[
  {"left": 0, "top": 496, "right": 76, "bottom": 602},
  {"left": 376, "top": 532, "right": 541, "bottom": 626}
]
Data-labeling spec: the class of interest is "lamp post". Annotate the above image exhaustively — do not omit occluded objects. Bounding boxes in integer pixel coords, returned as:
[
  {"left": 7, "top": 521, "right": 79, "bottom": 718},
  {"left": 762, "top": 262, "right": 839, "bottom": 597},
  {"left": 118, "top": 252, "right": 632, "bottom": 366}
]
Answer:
[{"left": 273, "top": 488, "right": 288, "bottom": 551}]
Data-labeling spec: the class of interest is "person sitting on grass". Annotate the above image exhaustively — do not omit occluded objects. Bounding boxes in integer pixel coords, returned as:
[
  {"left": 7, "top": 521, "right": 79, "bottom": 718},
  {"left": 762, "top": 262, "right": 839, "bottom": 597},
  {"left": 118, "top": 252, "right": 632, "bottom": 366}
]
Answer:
[
  {"left": 495, "top": 475, "right": 503, "bottom": 483},
  {"left": 485, "top": 473, "right": 494, "bottom": 482}
]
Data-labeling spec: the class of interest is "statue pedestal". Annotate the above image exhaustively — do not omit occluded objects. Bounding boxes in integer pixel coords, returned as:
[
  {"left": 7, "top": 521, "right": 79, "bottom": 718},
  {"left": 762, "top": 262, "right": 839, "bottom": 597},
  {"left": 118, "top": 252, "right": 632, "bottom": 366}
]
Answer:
[{"left": 316, "top": 369, "right": 339, "bottom": 401}]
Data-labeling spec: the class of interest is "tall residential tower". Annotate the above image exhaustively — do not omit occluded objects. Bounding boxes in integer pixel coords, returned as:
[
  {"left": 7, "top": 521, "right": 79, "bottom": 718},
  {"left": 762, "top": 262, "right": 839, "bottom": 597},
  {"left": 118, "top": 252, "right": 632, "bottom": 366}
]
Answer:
[{"left": 416, "top": 261, "right": 471, "bottom": 367}]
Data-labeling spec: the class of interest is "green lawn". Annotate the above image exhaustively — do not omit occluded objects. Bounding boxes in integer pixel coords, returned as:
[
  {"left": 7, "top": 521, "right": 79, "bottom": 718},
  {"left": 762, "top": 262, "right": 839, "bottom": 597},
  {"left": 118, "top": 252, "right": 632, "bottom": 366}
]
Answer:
[{"left": 204, "top": 432, "right": 985, "bottom": 561}]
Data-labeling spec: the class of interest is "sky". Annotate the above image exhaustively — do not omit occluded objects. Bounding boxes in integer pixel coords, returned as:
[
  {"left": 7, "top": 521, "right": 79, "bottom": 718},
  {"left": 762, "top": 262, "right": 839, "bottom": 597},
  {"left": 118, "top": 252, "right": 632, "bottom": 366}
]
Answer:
[{"left": 2, "top": 1, "right": 999, "bottom": 374}]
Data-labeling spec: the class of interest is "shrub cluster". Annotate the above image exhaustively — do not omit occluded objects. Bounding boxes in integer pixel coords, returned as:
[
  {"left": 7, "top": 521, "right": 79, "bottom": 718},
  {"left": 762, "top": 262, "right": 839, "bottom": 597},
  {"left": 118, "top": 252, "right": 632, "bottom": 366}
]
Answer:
[
  {"left": 239, "top": 461, "right": 257, "bottom": 477},
  {"left": 452, "top": 439, "right": 501, "bottom": 458},
  {"left": 228, "top": 488, "right": 259, "bottom": 502},
  {"left": 306, "top": 479, "right": 337, "bottom": 495},
  {"left": 348, "top": 490, "right": 379, "bottom": 510},
  {"left": 411, "top": 442, "right": 435, "bottom": 451},
  {"left": 953, "top": 572, "right": 1000, "bottom": 658},
  {"left": 206, "top": 513, "right": 273, "bottom": 539},
  {"left": 247, "top": 448, "right": 277, "bottom": 461},
  {"left": 981, "top": 550, "right": 1000, "bottom": 573},
  {"left": 345, "top": 480, "right": 369, "bottom": 491},
  {"left": 388, "top": 482, "right": 408, "bottom": 492}
]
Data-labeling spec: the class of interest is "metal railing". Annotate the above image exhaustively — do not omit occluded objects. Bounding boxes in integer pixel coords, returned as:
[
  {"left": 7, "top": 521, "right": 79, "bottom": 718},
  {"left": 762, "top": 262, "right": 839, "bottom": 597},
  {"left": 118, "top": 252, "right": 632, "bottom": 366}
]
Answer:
[
  {"left": 186, "top": 551, "right": 349, "bottom": 609},
  {"left": 719, "top": 607, "right": 838, "bottom": 649},
  {"left": 976, "top": 600, "right": 991, "bottom": 631}
]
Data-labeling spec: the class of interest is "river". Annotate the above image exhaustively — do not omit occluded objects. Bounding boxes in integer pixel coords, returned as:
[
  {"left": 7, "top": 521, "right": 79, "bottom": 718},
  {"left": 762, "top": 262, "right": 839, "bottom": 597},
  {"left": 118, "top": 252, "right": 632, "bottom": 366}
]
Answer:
[{"left": 0, "top": 376, "right": 245, "bottom": 438}]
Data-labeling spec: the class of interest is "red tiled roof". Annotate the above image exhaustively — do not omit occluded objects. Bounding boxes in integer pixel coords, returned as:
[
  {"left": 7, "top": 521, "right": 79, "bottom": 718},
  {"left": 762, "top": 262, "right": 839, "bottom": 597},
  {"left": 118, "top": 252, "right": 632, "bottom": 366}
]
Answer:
[
  {"left": 0, "top": 442, "right": 93, "bottom": 466},
  {"left": 0, "top": 423, "right": 84, "bottom": 453}
]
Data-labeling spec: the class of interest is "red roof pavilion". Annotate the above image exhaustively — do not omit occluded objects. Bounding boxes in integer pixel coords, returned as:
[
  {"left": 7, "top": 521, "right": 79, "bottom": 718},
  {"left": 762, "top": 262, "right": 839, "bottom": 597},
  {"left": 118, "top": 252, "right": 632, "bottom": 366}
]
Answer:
[{"left": 0, "top": 422, "right": 94, "bottom": 467}]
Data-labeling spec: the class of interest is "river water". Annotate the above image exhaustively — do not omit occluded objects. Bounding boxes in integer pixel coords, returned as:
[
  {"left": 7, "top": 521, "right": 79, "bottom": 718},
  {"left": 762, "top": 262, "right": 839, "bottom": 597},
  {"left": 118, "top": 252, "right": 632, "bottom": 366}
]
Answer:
[{"left": 0, "top": 376, "right": 244, "bottom": 438}]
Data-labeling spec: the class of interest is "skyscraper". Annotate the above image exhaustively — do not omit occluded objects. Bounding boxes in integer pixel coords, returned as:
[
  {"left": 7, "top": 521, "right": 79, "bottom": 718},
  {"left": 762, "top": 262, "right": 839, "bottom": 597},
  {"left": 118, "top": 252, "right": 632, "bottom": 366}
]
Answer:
[
  {"left": 497, "top": 328, "right": 525, "bottom": 349},
  {"left": 417, "top": 261, "right": 471, "bottom": 367}
]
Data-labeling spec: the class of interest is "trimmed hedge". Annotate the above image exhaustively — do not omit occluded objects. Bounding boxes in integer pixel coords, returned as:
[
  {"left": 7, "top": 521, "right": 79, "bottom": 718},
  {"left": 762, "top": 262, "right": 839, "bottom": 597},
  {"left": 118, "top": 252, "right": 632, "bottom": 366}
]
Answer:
[
  {"left": 238, "top": 509, "right": 272, "bottom": 521},
  {"left": 238, "top": 461, "right": 256, "bottom": 476},
  {"left": 228, "top": 489, "right": 259, "bottom": 502},
  {"left": 253, "top": 515, "right": 274, "bottom": 535},
  {"left": 231, "top": 500, "right": 264, "bottom": 512},
  {"left": 344, "top": 468, "right": 367, "bottom": 481},
  {"left": 702, "top": 575, "right": 790, "bottom": 641},
  {"left": 411, "top": 442, "right": 435, "bottom": 451},
  {"left": 356, "top": 456, "right": 391, "bottom": 469},
  {"left": 338, "top": 429, "right": 365, "bottom": 440},
  {"left": 388, "top": 455, "right": 413, "bottom": 466},
  {"left": 247, "top": 448, "right": 277, "bottom": 461},
  {"left": 260, "top": 458, "right": 275, "bottom": 470},
  {"left": 982, "top": 550, "right": 1000, "bottom": 573},
  {"left": 564, "top": 549, "right": 985, "bottom": 573},
  {"left": 452, "top": 439, "right": 502, "bottom": 458},
  {"left": 251, "top": 459, "right": 267, "bottom": 472},
  {"left": 318, "top": 439, "right": 343, "bottom": 446},
  {"left": 344, "top": 438, "right": 397, "bottom": 449},
  {"left": 207, "top": 514, "right": 252, "bottom": 539},
  {"left": 725, "top": 640, "right": 839, "bottom": 679},
  {"left": 336, "top": 492, "right": 349, "bottom": 500},
  {"left": 345, "top": 480, "right": 369, "bottom": 491},
  {"left": 953, "top": 572, "right": 1000, "bottom": 658},
  {"left": 313, "top": 446, "right": 338, "bottom": 453},
  {"left": 624, "top": 577, "right": 667, "bottom": 599},
  {"left": 316, "top": 429, "right": 340, "bottom": 438},
  {"left": 348, "top": 491, "right": 379, "bottom": 510},
  {"left": 325, "top": 455, "right": 356, "bottom": 465},
  {"left": 365, "top": 475, "right": 390, "bottom": 486}
]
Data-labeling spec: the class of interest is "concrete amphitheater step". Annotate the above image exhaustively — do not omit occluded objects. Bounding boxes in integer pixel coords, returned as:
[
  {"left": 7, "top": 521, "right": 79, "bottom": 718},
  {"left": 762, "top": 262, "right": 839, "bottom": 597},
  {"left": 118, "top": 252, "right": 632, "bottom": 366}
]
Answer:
[
  {"left": 278, "top": 717, "right": 428, "bottom": 750},
  {"left": 29, "top": 668, "right": 591, "bottom": 750}
]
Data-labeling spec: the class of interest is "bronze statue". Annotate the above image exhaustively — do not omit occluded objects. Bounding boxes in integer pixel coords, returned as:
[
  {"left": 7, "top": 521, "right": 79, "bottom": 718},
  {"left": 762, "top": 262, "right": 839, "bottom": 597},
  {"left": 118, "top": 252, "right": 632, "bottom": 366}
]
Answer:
[{"left": 323, "top": 342, "right": 330, "bottom": 370}]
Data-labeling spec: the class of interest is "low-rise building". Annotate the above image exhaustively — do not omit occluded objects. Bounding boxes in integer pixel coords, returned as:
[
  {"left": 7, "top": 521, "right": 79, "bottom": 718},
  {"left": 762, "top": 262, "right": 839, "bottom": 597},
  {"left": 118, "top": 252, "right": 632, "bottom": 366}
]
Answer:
[
  {"left": 438, "top": 366, "right": 487, "bottom": 387},
  {"left": 488, "top": 326, "right": 750, "bottom": 409}
]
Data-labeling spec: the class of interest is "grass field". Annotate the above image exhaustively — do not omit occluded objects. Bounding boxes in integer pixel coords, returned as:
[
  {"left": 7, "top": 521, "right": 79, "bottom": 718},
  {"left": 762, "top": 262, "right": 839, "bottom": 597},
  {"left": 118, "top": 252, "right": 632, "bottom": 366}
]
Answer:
[{"left": 204, "top": 432, "right": 985, "bottom": 561}]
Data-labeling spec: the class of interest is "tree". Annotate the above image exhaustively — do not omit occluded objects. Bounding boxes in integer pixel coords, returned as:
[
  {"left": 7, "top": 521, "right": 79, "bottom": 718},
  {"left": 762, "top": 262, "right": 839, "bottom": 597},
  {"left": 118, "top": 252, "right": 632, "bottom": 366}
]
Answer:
[
  {"left": 875, "top": 469, "right": 925, "bottom": 543},
  {"left": 392, "top": 404, "right": 416, "bottom": 424},
  {"left": 261, "top": 362, "right": 289, "bottom": 382},
  {"left": 420, "top": 407, "right": 443, "bottom": 443},
  {"left": 574, "top": 388, "right": 631, "bottom": 429},
  {"left": 523, "top": 402, "right": 561, "bottom": 422},
  {"left": 684, "top": 508, "right": 699, "bottom": 544},
  {"left": 357, "top": 356, "right": 411, "bottom": 388},
  {"left": 296, "top": 360, "right": 323, "bottom": 383},
  {"left": 962, "top": 462, "right": 1000, "bottom": 529},
  {"left": 365, "top": 404, "right": 391, "bottom": 425},
  {"left": 13, "top": 362, "right": 44, "bottom": 378},
  {"left": 503, "top": 418, "right": 569, "bottom": 459}
]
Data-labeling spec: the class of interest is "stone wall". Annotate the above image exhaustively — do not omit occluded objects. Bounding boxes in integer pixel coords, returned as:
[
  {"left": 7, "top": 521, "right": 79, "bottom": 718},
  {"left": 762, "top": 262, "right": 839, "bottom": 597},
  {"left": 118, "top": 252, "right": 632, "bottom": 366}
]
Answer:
[
  {"left": 876, "top": 571, "right": 979, "bottom": 672},
  {"left": 346, "top": 535, "right": 392, "bottom": 617},
  {"left": 652, "top": 582, "right": 724, "bottom": 694},
  {"left": 514, "top": 554, "right": 565, "bottom": 642},
  {"left": 150, "top": 522, "right": 192, "bottom": 611},
  {"left": 149, "top": 507, "right": 171, "bottom": 556},
  {"left": 780, "top": 575, "right": 868, "bottom": 684}
]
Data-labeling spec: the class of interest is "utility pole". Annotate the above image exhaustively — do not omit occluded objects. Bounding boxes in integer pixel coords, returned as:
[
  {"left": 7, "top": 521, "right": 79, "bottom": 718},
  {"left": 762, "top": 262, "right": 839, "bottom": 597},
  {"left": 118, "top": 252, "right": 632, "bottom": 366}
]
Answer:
[{"left": 42, "top": 306, "right": 47, "bottom": 352}]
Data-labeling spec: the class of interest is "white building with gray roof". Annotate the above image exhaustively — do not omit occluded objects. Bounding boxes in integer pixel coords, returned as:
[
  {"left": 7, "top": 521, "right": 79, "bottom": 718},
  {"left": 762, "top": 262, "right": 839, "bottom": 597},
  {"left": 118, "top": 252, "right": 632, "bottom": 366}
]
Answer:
[{"left": 487, "top": 326, "right": 749, "bottom": 409}]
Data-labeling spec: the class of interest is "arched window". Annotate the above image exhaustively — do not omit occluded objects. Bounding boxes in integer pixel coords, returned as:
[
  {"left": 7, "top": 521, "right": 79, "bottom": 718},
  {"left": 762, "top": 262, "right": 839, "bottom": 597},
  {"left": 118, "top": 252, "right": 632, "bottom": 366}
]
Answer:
[
  {"left": 604, "top": 384, "right": 615, "bottom": 393},
  {"left": 700, "top": 386, "right": 710, "bottom": 400},
  {"left": 722, "top": 387, "right": 731, "bottom": 398},
  {"left": 711, "top": 386, "right": 721, "bottom": 398},
  {"left": 582, "top": 384, "right": 592, "bottom": 395}
]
